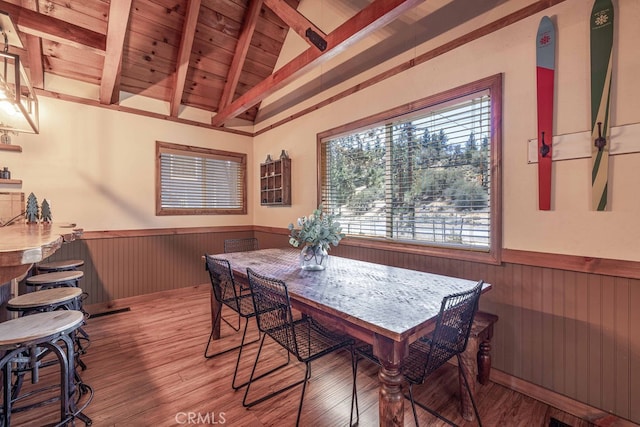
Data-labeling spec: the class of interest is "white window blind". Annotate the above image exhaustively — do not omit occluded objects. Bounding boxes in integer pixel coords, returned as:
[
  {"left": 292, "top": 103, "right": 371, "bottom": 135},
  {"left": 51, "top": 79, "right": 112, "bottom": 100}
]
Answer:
[
  {"left": 156, "top": 142, "right": 246, "bottom": 215},
  {"left": 322, "top": 93, "right": 492, "bottom": 250}
]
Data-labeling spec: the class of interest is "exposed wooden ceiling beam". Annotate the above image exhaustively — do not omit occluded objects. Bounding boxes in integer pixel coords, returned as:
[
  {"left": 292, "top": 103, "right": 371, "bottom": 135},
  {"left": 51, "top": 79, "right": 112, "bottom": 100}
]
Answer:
[
  {"left": 217, "top": 0, "right": 262, "bottom": 113},
  {"left": 212, "top": 0, "right": 425, "bottom": 127},
  {"left": 255, "top": 0, "right": 569, "bottom": 134},
  {"left": 0, "top": 0, "right": 106, "bottom": 54},
  {"left": 263, "top": 0, "right": 326, "bottom": 50},
  {"left": 99, "top": 0, "right": 132, "bottom": 104},
  {"left": 20, "top": 0, "right": 43, "bottom": 89},
  {"left": 170, "top": 0, "right": 201, "bottom": 117}
]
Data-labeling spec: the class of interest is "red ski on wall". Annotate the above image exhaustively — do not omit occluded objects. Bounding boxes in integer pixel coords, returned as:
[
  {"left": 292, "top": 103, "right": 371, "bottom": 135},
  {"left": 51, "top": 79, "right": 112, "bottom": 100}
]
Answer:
[{"left": 536, "top": 16, "right": 556, "bottom": 210}]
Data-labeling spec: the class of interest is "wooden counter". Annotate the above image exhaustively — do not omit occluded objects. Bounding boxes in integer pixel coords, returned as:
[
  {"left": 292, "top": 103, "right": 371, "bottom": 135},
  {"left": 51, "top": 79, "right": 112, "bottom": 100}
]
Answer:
[{"left": 0, "top": 223, "right": 82, "bottom": 284}]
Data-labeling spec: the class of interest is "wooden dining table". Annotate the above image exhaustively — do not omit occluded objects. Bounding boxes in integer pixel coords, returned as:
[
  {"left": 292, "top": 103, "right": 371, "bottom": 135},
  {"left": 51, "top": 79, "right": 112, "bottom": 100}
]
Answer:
[{"left": 210, "top": 248, "right": 490, "bottom": 426}]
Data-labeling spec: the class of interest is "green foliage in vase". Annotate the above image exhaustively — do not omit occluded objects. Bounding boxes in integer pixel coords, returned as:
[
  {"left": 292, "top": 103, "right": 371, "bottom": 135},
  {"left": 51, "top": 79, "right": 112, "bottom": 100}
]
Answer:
[
  {"left": 41, "top": 199, "right": 52, "bottom": 223},
  {"left": 288, "top": 206, "right": 345, "bottom": 251},
  {"left": 25, "top": 192, "right": 39, "bottom": 223}
]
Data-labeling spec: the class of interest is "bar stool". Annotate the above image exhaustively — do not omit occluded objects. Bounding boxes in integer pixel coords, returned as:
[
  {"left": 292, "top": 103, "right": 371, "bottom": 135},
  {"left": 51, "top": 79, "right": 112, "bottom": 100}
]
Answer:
[
  {"left": 7, "top": 288, "right": 89, "bottom": 371},
  {"left": 0, "top": 311, "right": 93, "bottom": 426},
  {"left": 23, "top": 272, "right": 91, "bottom": 365},
  {"left": 7, "top": 287, "right": 84, "bottom": 315},
  {"left": 36, "top": 259, "right": 84, "bottom": 274},
  {"left": 25, "top": 270, "right": 84, "bottom": 290}
]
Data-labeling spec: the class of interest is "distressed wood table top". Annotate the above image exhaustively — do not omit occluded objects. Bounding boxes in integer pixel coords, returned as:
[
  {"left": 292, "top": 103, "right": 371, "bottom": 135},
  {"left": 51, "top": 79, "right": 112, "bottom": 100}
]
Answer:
[
  {"left": 0, "top": 223, "right": 82, "bottom": 284},
  {"left": 214, "top": 248, "right": 489, "bottom": 343}
]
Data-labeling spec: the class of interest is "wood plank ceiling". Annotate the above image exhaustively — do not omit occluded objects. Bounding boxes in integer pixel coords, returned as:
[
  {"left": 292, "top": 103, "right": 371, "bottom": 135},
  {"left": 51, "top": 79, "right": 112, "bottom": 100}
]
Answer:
[{"left": 0, "top": 0, "right": 429, "bottom": 128}]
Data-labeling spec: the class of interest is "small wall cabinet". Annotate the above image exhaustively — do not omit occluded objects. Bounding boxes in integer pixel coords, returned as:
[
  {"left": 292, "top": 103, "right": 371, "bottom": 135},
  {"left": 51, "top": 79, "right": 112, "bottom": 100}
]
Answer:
[{"left": 260, "top": 157, "right": 291, "bottom": 206}]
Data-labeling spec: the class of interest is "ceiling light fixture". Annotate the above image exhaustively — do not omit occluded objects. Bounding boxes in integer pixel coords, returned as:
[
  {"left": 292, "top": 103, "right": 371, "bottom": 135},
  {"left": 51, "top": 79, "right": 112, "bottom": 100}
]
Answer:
[{"left": 0, "top": 11, "right": 38, "bottom": 134}]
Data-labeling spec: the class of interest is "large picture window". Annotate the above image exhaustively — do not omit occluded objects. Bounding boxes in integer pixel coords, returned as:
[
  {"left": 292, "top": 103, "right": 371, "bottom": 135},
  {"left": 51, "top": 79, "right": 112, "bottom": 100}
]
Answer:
[
  {"left": 156, "top": 141, "right": 247, "bottom": 215},
  {"left": 319, "top": 75, "right": 502, "bottom": 262}
]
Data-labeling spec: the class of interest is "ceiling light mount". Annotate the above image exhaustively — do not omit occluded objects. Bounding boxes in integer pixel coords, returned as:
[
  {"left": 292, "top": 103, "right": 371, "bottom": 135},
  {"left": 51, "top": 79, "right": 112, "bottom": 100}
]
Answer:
[{"left": 0, "top": 11, "right": 38, "bottom": 134}]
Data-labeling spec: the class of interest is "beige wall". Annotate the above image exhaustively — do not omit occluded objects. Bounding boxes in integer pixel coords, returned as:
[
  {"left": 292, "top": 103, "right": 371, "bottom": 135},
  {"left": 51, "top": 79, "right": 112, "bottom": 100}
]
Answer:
[
  {"left": 3, "top": 0, "right": 636, "bottom": 421},
  {"left": 1, "top": 98, "right": 254, "bottom": 231},
  {"left": 5, "top": 0, "right": 637, "bottom": 260},
  {"left": 254, "top": 0, "right": 640, "bottom": 262}
]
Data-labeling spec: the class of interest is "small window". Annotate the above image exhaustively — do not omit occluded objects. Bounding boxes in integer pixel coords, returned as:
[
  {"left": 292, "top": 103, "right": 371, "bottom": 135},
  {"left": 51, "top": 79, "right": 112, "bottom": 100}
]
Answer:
[
  {"left": 156, "top": 141, "right": 247, "bottom": 215},
  {"left": 319, "top": 75, "right": 502, "bottom": 263}
]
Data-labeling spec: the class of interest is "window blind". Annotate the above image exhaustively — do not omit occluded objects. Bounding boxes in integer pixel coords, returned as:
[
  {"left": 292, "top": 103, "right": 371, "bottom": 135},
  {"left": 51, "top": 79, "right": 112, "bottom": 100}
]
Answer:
[
  {"left": 322, "top": 94, "right": 491, "bottom": 249},
  {"left": 157, "top": 142, "right": 246, "bottom": 215}
]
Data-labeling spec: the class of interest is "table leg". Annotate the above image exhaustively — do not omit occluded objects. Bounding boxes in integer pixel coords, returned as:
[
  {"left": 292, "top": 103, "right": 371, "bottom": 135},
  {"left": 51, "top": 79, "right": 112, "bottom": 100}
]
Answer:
[
  {"left": 477, "top": 339, "right": 492, "bottom": 385},
  {"left": 210, "top": 287, "right": 221, "bottom": 340},
  {"left": 373, "top": 335, "right": 407, "bottom": 427},
  {"left": 378, "top": 363, "right": 404, "bottom": 426}
]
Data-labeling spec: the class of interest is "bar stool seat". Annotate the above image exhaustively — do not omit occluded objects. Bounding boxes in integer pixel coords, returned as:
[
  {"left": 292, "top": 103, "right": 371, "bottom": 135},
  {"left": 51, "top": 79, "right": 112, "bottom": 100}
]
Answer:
[
  {"left": 26, "top": 270, "right": 84, "bottom": 290},
  {"left": 0, "top": 310, "right": 83, "bottom": 346},
  {"left": 8, "top": 288, "right": 83, "bottom": 313},
  {"left": 0, "top": 311, "right": 93, "bottom": 426},
  {"left": 36, "top": 259, "right": 84, "bottom": 273}
]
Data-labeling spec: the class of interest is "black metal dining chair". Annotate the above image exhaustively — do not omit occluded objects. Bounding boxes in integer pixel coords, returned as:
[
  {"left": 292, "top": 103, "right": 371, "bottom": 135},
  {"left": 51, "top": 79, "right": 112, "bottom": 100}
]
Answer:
[
  {"left": 224, "top": 237, "right": 259, "bottom": 254},
  {"left": 244, "top": 268, "right": 358, "bottom": 427},
  {"left": 203, "top": 255, "right": 262, "bottom": 390},
  {"left": 354, "top": 280, "right": 484, "bottom": 427},
  {"left": 224, "top": 237, "right": 259, "bottom": 297}
]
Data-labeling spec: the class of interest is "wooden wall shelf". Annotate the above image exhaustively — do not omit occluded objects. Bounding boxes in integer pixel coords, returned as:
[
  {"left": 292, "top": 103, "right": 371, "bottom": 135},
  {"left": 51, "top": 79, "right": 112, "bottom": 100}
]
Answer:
[
  {"left": 0, "top": 145, "right": 22, "bottom": 153},
  {"left": 0, "top": 179, "right": 22, "bottom": 185},
  {"left": 260, "top": 157, "right": 291, "bottom": 206}
]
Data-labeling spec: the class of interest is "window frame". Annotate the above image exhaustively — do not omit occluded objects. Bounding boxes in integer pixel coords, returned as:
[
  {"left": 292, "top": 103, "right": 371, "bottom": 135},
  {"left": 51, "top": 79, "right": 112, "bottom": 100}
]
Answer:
[
  {"left": 155, "top": 141, "right": 247, "bottom": 216},
  {"left": 317, "top": 74, "right": 502, "bottom": 264}
]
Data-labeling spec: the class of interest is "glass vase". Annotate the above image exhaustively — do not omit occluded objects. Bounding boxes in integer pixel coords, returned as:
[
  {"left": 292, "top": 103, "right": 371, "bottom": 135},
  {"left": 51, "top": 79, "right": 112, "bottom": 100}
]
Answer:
[{"left": 300, "top": 245, "right": 329, "bottom": 271}]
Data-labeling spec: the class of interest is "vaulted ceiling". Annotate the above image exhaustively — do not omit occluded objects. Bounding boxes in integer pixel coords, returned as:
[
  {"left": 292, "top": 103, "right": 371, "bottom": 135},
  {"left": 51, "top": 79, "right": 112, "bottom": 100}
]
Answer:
[
  {"left": 0, "top": 0, "right": 563, "bottom": 132},
  {"left": 0, "top": 0, "right": 427, "bottom": 127}
]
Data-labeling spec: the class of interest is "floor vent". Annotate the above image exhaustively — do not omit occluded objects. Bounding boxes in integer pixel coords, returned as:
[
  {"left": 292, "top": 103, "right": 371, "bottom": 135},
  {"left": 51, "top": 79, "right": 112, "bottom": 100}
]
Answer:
[
  {"left": 90, "top": 307, "right": 131, "bottom": 318},
  {"left": 549, "top": 418, "right": 572, "bottom": 427}
]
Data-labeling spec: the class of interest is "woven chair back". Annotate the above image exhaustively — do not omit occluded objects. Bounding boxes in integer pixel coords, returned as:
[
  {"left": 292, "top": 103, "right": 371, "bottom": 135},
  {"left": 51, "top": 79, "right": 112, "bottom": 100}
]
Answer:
[
  {"left": 224, "top": 238, "right": 259, "bottom": 253},
  {"left": 421, "top": 280, "right": 483, "bottom": 380},
  {"left": 205, "top": 255, "right": 239, "bottom": 306},
  {"left": 247, "top": 268, "right": 299, "bottom": 357}
]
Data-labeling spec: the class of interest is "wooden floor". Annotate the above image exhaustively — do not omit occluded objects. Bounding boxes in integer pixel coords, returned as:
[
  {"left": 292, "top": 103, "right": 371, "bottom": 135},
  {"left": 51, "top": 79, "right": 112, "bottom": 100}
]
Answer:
[{"left": 10, "top": 285, "right": 594, "bottom": 427}]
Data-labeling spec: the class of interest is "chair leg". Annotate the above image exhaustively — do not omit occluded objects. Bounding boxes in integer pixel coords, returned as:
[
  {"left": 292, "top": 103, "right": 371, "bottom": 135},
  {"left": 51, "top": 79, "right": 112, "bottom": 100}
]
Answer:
[
  {"left": 204, "top": 308, "right": 240, "bottom": 359},
  {"left": 220, "top": 308, "right": 241, "bottom": 332},
  {"left": 408, "top": 384, "right": 420, "bottom": 427},
  {"left": 349, "top": 348, "right": 360, "bottom": 427},
  {"left": 456, "top": 354, "right": 483, "bottom": 427},
  {"left": 242, "top": 335, "right": 301, "bottom": 409},
  {"left": 231, "top": 317, "right": 253, "bottom": 389},
  {"left": 294, "top": 362, "right": 313, "bottom": 427},
  {"left": 231, "top": 319, "right": 286, "bottom": 390},
  {"left": 3, "top": 357, "right": 12, "bottom": 427},
  {"left": 205, "top": 315, "right": 260, "bottom": 360},
  {"left": 405, "top": 382, "right": 457, "bottom": 426}
]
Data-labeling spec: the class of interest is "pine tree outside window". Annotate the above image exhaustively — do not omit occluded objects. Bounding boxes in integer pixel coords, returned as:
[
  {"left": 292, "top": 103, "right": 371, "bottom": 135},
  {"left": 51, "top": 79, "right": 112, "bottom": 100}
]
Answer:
[{"left": 319, "top": 75, "right": 502, "bottom": 263}]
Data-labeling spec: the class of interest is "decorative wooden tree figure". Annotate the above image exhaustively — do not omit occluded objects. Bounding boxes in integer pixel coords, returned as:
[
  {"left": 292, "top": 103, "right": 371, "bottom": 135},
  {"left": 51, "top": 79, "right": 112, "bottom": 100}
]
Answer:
[
  {"left": 25, "top": 192, "right": 39, "bottom": 224},
  {"left": 41, "top": 199, "right": 52, "bottom": 223}
]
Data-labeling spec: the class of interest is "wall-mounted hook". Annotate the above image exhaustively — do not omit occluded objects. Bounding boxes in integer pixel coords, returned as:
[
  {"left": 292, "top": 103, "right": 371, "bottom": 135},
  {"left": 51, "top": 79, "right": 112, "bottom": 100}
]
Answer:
[
  {"left": 540, "top": 131, "right": 550, "bottom": 158},
  {"left": 594, "top": 122, "right": 606, "bottom": 152}
]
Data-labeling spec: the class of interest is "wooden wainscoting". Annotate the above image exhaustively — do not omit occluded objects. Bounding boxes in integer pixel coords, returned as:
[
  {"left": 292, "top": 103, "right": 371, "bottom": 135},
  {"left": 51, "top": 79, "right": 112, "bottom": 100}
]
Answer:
[
  {"left": 39, "top": 228, "right": 261, "bottom": 310},
  {"left": 35, "top": 227, "right": 640, "bottom": 425}
]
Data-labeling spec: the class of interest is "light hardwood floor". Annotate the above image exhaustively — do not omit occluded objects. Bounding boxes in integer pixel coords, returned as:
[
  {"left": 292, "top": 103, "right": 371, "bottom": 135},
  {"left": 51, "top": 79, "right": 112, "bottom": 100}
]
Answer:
[{"left": 11, "top": 284, "right": 593, "bottom": 427}]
